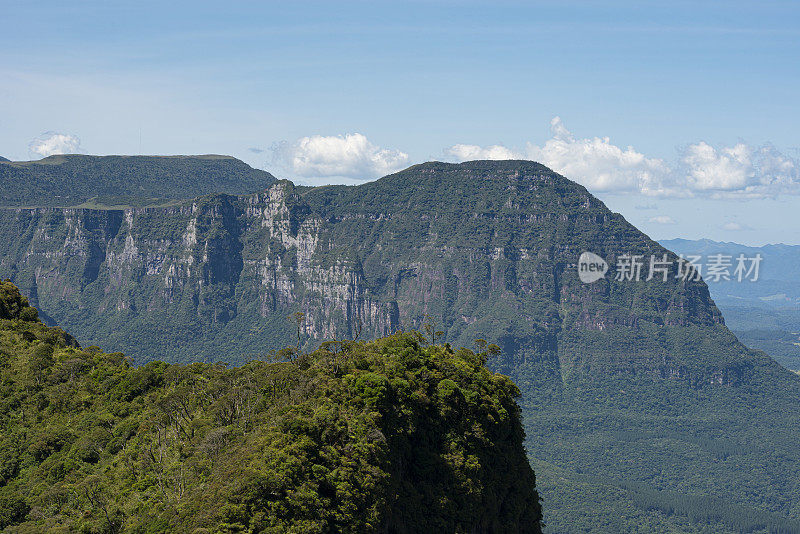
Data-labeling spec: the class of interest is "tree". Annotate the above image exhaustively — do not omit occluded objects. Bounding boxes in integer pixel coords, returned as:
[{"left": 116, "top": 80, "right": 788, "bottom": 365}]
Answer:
[
  {"left": 422, "top": 315, "right": 444, "bottom": 345},
  {"left": 289, "top": 312, "right": 305, "bottom": 350}
]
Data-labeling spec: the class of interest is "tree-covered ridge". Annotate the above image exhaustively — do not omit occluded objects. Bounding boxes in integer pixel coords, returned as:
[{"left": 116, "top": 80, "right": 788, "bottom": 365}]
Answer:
[
  {"left": 0, "top": 154, "right": 276, "bottom": 208},
  {"left": 0, "top": 281, "right": 542, "bottom": 533},
  {"left": 7, "top": 158, "right": 800, "bottom": 530}
]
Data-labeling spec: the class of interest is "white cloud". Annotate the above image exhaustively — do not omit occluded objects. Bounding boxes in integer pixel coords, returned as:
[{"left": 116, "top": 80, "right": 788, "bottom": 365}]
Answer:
[
  {"left": 525, "top": 117, "right": 674, "bottom": 195},
  {"left": 679, "top": 142, "right": 800, "bottom": 198},
  {"left": 682, "top": 142, "right": 753, "bottom": 191},
  {"left": 443, "top": 117, "right": 800, "bottom": 199},
  {"left": 274, "top": 133, "right": 408, "bottom": 180},
  {"left": 649, "top": 215, "right": 676, "bottom": 225},
  {"left": 752, "top": 145, "right": 800, "bottom": 195},
  {"left": 444, "top": 117, "right": 674, "bottom": 195},
  {"left": 444, "top": 143, "right": 518, "bottom": 161},
  {"left": 28, "top": 131, "right": 82, "bottom": 159}
]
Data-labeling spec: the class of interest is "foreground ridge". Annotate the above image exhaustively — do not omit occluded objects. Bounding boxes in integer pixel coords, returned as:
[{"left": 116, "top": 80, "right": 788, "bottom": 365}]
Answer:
[{"left": 0, "top": 280, "right": 542, "bottom": 533}]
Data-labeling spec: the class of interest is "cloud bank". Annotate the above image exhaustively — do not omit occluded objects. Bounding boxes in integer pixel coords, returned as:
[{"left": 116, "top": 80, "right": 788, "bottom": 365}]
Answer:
[
  {"left": 270, "top": 121, "right": 798, "bottom": 198},
  {"left": 274, "top": 133, "right": 409, "bottom": 180},
  {"left": 445, "top": 143, "right": 518, "bottom": 161},
  {"left": 527, "top": 117, "right": 674, "bottom": 195},
  {"left": 444, "top": 118, "right": 800, "bottom": 199},
  {"left": 28, "top": 132, "right": 83, "bottom": 159}
]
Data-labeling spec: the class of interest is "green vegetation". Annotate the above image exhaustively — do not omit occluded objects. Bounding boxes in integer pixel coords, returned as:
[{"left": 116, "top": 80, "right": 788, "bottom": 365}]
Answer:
[
  {"left": 0, "top": 280, "right": 541, "bottom": 533},
  {"left": 732, "top": 329, "right": 800, "bottom": 371},
  {"left": 531, "top": 459, "right": 800, "bottom": 534},
  {"left": 5, "top": 159, "right": 800, "bottom": 531},
  {"left": 0, "top": 154, "right": 275, "bottom": 207}
]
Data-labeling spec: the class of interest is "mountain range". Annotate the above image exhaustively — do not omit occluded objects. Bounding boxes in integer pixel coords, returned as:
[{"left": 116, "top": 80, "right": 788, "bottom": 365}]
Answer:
[{"left": 2, "top": 155, "right": 800, "bottom": 532}]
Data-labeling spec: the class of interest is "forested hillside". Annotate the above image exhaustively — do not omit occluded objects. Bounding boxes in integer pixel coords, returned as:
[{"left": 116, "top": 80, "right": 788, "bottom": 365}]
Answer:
[
  {"left": 4, "top": 159, "right": 800, "bottom": 531},
  {"left": 0, "top": 155, "right": 275, "bottom": 207},
  {"left": 0, "top": 280, "right": 541, "bottom": 532}
]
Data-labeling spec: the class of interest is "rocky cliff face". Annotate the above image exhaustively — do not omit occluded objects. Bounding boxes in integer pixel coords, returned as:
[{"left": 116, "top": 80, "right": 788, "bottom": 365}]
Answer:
[
  {"left": 0, "top": 181, "right": 399, "bottom": 363},
  {"left": 4, "top": 160, "right": 800, "bottom": 530},
  {"left": 1, "top": 164, "right": 729, "bottom": 378}
]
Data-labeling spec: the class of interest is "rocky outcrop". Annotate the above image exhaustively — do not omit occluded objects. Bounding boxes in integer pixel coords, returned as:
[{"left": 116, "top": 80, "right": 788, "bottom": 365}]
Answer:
[
  {"left": 0, "top": 162, "right": 755, "bottom": 392},
  {"left": 0, "top": 182, "right": 397, "bottom": 362}
]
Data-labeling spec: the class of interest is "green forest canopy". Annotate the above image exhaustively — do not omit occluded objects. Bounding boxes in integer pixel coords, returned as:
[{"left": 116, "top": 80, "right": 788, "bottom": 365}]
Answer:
[{"left": 0, "top": 280, "right": 542, "bottom": 533}]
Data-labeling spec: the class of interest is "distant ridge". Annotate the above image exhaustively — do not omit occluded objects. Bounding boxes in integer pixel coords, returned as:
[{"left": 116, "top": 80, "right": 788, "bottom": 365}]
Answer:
[
  {"left": 0, "top": 156, "right": 10, "bottom": 162},
  {"left": 0, "top": 154, "right": 276, "bottom": 208}
]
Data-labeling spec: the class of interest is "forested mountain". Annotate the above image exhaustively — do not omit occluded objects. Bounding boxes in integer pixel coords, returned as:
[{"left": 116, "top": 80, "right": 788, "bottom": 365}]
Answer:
[
  {"left": 0, "top": 154, "right": 275, "bottom": 207},
  {"left": 3, "top": 158, "right": 800, "bottom": 531},
  {"left": 0, "top": 280, "right": 541, "bottom": 532}
]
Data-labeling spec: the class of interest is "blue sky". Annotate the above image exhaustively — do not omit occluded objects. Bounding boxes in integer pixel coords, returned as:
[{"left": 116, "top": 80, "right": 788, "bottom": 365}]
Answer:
[{"left": 2, "top": 0, "right": 799, "bottom": 244}]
